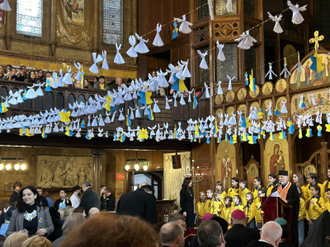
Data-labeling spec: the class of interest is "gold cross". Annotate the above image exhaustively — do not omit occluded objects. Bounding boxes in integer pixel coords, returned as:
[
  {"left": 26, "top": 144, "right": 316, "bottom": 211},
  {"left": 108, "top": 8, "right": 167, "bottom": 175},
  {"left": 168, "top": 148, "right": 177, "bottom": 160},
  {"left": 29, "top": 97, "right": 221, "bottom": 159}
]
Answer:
[{"left": 309, "top": 31, "right": 324, "bottom": 50}]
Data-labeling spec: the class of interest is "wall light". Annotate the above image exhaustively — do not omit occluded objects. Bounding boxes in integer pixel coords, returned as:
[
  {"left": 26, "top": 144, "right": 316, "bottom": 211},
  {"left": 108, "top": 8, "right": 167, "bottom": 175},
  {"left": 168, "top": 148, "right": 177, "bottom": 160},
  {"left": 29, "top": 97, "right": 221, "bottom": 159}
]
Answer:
[
  {"left": 14, "top": 164, "right": 20, "bottom": 171},
  {"left": 125, "top": 165, "right": 130, "bottom": 171},
  {"left": 21, "top": 164, "right": 26, "bottom": 171},
  {"left": 143, "top": 165, "right": 148, "bottom": 171},
  {"left": 0, "top": 164, "right": 3, "bottom": 170},
  {"left": 134, "top": 164, "right": 140, "bottom": 171},
  {"left": 5, "top": 164, "right": 11, "bottom": 170}
]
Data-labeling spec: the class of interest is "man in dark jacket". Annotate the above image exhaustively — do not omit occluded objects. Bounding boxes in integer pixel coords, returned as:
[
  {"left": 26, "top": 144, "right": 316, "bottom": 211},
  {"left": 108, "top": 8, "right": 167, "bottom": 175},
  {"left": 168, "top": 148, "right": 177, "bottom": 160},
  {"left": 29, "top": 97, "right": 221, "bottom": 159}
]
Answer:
[
  {"left": 225, "top": 210, "right": 260, "bottom": 247},
  {"left": 36, "top": 187, "right": 49, "bottom": 207},
  {"left": 101, "top": 188, "right": 116, "bottom": 211},
  {"left": 9, "top": 182, "right": 22, "bottom": 204},
  {"left": 117, "top": 185, "right": 157, "bottom": 224},
  {"left": 54, "top": 190, "right": 72, "bottom": 210},
  {"left": 247, "top": 221, "right": 282, "bottom": 247},
  {"left": 80, "top": 181, "right": 100, "bottom": 217}
]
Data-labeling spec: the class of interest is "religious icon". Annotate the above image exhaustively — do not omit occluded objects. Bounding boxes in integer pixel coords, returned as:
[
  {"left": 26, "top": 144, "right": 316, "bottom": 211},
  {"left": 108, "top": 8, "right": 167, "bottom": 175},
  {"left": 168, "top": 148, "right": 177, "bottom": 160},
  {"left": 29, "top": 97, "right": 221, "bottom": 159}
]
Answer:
[
  {"left": 269, "top": 143, "right": 285, "bottom": 174},
  {"left": 262, "top": 82, "right": 273, "bottom": 96},
  {"left": 221, "top": 148, "right": 232, "bottom": 191},
  {"left": 251, "top": 102, "right": 260, "bottom": 111},
  {"left": 276, "top": 96, "right": 288, "bottom": 120},
  {"left": 304, "top": 164, "right": 316, "bottom": 178},
  {"left": 283, "top": 44, "right": 298, "bottom": 71},
  {"left": 238, "top": 104, "right": 247, "bottom": 118},
  {"left": 226, "top": 106, "right": 235, "bottom": 115},
  {"left": 225, "top": 91, "right": 235, "bottom": 103},
  {"left": 275, "top": 79, "right": 287, "bottom": 93},
  {"left": 247, "top": 163, "right": 259, "bottom": 191},
  {"left": 214, "top": 94, "right": 224, "bottom": 105},
  {"left": 237, "top": 88, "right": 247, "bottom": 101},
  {"left": 263, "top": 99, "right": 273, "bottom": 121},
  {"left": 64, "top": 0, "right": 85, "bottom": 26},
  {"left": 215, "top": 108, "right": 224, "bottom": 123},
  {"left": 249, "top": 85, "right": 260, "bottom": 98}
]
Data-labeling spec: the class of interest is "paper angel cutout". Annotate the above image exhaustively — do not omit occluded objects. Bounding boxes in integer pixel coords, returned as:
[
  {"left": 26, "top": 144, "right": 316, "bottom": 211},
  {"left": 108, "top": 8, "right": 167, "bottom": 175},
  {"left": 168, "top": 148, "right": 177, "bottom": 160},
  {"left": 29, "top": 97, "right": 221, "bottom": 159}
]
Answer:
[
  {"left": 165, "top": 96, "right": 171, "bottom": 110},
  {"left": 207, "top": 0, "right": 214, "bottom": 20},
  {"left": 174, "top": 15, "right": 193, "bottom": 34},
  {"left": 74, "top": 63, "right": 82, "bottom": 81},
  {"left": 299, "top": 94, "right": 305, "bottom": 108},
  {"left": 35, "top": 83, "right": 45, "bottom": 97},
  {"left": 268, "top": 12, "right": 283, "bottom": 34},
  {"left": 227, "top": 75, "right": 235, "bottom": 91},
  {"left": 181, "top": 60, "right": 191, "bottom": 78},
  {"left": 126, "top": 35, "right": 138, "bottom": 58},
  {"left": 0, "top": 0, "right": 11, "bottom": 11},
  {"left": 114, "top": 43, "right": 125, "bottom": 64},
  {"left": 173, "top": 93, "right": 178, "bottom": 107},
  {"left": 152, "top": 23, "right": 164, "bottom": 47},
  {"left": 118, "top": 109, "right": 125, "bottom": 121},
  {"left": 287, "top": 1, "right": 307, "bottom": 25},
  {"left": 134, "top": 33, "right": 149, "bottom": 54},
  {"left": 204, "top": 83, "right": 210, "bottom": 98},
  {"left": 292, "top": 52, "right": 303, "bottom": 74},
  {"left": 135, "top": 106, "right": 141, "bottom": 118},
  {"left": 216, "top": 81, "right": 223, "bottom": 95},
  {"left": 197, "top": 50, "right": 208, "bottom": 69},
  {"left": 89, "top": 53, "right": 103, "bottom": 74},
  {"left": 235, "top": 30, "right": 257, "bottom": 50},
  {"left": 280, "top": 58, "right": 291, "bottom": 78},
  {"left": 153, "top": 99, "right": 161, "bottom": 113},
  {"left": 228, "top": 112, "right": 236, "bottom": 125},
  {"left": 187, "top": 90, "right": 193, "bottom": 102},
  {"left": 102, "top": 50, "right": 109, "bottom": 70},
  {"left": 157, "top": 69, "right": 169, "bottom": 87},
  {"left": 179, "top": 93, "right": 186, "bottom": 106},
  {"left": 265, "top": 63, "right": 277, "bottom": 80},
  {"left": 25, "top": 86, "right": 37, "bottom": 99},
  {"left": 216, "top": 41, "right": 225, "bottom": 61},
  {"left": 226, "top": 0, "right": 233, "bottom": 12},
  {"left": 280, "top": 99, "right": 288, "bottom": 113},
  {"left": 63, "top": 67, "right": 72, "bottom": 85}
]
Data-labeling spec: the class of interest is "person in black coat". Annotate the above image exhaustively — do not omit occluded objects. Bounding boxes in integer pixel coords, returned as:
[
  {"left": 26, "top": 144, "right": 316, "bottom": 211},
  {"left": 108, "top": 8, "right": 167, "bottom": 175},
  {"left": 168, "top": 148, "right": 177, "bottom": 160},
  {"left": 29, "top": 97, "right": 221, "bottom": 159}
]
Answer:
[
  {"left": 278, "top": 171, "right": 300, "bottom": 247},
  {"left": 225, "top": 209, "right": 260, "bottom": 247},
  {"left": 54, "top": 190, "right": 72, "bottom": 211},
  {"left": 180, "top": 177, "right": 194, "bottom": 228},
  {"left": 247, "top": 221, "right": 282, "bottom": 247},
  {"left": 36, "top": 187, "right": 49, "bottom": 207},
  {"left": 117, "top": 185, "right": 157, "bottom": 224},
  {"left": 9, "top": 182, "right": 22, "bottom": 204},
  {"left": 80, "top": 181, "right": 100, "bottom": 217},
  {"left": 101, "top": 188, "right": 116, "bottom": 211},
  {"left": 0, "top": 203, "right": 15, "bottom": 224},
  {"left": 47, "top": 207, "right": 63, "bottom": 242}
]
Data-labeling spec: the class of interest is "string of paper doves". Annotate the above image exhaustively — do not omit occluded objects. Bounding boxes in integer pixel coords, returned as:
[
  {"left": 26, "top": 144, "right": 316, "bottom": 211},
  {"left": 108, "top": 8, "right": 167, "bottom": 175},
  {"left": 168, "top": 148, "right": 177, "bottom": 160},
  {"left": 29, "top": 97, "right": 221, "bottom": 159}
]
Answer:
[{"left": 0, "top": 0, "right": 317, "bottom": 144}]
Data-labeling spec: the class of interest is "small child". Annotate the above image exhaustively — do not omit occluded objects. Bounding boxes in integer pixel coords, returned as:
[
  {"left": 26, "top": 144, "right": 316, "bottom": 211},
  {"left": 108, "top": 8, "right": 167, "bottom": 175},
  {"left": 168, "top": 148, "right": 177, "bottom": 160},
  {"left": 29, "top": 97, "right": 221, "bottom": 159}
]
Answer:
[
  {"left": 211, "top": 192, "right": 224, "bottom": 216},
  {"left": 239, "top": 180, "right": 251, "bottom": 207},
  {"left": 255, "top": 189, "right": 266, "bottom": 229},
  {"left": 297, "top": 187, "right": 306, "bottom": 246},
  {"left": 204, "top": 189, "right": 214, "bottom": 214},
  {"left": 325, "top": 189, "right": 330, "bottom": 212},
  {"left": 220, "top": 196, "right": 234, "bottom": 226},
  {"left": 215, "top": 181, "right": 227, "bottom": 204},
  {"left": 306, "top": 185, "right": 325, "bottom": 231},
  {"left": 233, "top": 195, "right": 244, "bottom": 211},
  {"left": 196, "top": 191, "right": 206, "bottom": 224},
  {"left": 228, "top": 177, "right": 242, "bottom": 199},
  {"left": 244, "top": 192, "right": 256, "bottom": 229}
]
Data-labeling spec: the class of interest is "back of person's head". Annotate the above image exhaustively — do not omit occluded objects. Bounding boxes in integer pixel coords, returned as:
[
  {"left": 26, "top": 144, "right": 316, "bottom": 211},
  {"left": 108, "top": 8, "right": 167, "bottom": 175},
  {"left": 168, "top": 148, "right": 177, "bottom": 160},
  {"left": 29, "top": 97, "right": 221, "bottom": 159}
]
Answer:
[
  {"left": 160, "top": 222, "right": 184, "bottom": 246},
  {"left": 63, "top": 206, "right": 74, "bottom": 220},
  {"left": 73, "top": 206, "right": 85, "bottom": 214},
  {"left": 62, "top": 214, "right": 85, "bottom": 235},
  {"left": 198, "top": 220, "right": 223, "bottom": 247},
  {"left": 88, "top": 207, "right": 100, "bottom": 216},
  {"left": 4, "top": 202, "right": 15, "bottom": 209},
  {"left": 82, "top": 181, "right": 91, "bottom": 188},
  {"left": 73, "top": 185, "right": 81, "bottom": 192},
  {"left": 168, "top": 212, "right": 185, "bottom": 222},
  {"left": 261, "top": 221, "right": 282, "bottom": 245},
  {"left": 22, "top": 235, "right": 52, "bottom": 247},
  {"left": 141, "top": 185, "right": 154, "bottom": 194},
  {"left": 57, "top": 212, "right": 159, "bottom": 247},
  {"left": 4, "top": 232, "right": 28, "bottom": 247},
  {"left": 211, "top": 216, "right": 228, "bottom": 235}
]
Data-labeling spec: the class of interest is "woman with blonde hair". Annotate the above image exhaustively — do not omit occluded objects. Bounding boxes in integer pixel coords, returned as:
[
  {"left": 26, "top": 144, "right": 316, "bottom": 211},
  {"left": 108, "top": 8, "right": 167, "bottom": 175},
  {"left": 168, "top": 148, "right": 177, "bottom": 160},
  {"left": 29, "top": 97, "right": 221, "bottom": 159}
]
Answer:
[
  {"left": 3, "top": 232, "right": 28, "bottom": 247},
  {"left": 62, "top": 206, "right": 74, "bottom": 221},
  {"left": 293, "top": 172, "right": 309, "bottom": 201},
  {"left": 22, "top": 235, "right": 52, "bottom": 247}
]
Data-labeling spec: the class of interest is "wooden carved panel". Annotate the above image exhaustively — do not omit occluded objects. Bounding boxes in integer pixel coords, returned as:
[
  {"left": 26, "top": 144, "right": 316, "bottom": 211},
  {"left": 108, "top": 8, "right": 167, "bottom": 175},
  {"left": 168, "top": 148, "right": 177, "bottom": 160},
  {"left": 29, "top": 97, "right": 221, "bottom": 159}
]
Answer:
[
  {"left": 214, "top": 22, "right": 239, "bottom": 40},
  {"left": 193, "top": 25, "right": 209, "bottom": 44}
]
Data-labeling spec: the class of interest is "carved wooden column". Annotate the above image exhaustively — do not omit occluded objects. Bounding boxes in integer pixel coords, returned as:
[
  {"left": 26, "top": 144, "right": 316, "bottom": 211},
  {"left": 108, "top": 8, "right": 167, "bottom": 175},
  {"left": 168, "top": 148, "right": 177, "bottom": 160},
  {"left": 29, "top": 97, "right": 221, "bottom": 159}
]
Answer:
[
  {"left": 320, "top": 142, "right": 328, "bottom": 181},
  {"left": 92, "top": 148, "right": 103, "bottom": 197}
]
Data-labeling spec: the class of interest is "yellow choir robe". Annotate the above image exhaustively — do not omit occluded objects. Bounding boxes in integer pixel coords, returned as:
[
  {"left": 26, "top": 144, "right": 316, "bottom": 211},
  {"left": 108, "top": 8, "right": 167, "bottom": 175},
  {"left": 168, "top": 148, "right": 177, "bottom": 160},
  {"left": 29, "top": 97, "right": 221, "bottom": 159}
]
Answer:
[
  {"left": 298, "top": 197, "right": 306, "bottom": 221},
  {"left": 266, "top": 184, "right": 275, "bottom": 197},
  {"left": 306, "top": 183, "right": 325, "bottom": 201},
  {"left": 241, "top": 187, "right": 251, "bottom": 207},
  {"left": 253, "top": 188, "right": 261, "bottom": 204},
  {"left": 220, "top": 204, "right": 234, "bottom": 225},
  {"left": 255, "top": 201, "right": 262, "bottom": 225},
  {"left": 233, "top": 203, "right": 244, "bottom": 212},
  {"left": 322, "top": 180, "right": 330, "bottom": 201},
  {"left": 196, "top": 200, "right": 206, "bottom": 219},
  {"left": 204, "top": 198, "right": 214, "bottom": 214},
  {"left": 301, "top": 185, "right": 309, "bottom": 202},
  {"left": 244, "top": 202, "right": 256, "bottom": 223},
  {"left": 211, "top": 199, "right": 224, "bottom": 216},
  {"left": 216, "top": 190, "right": 228, "bottom": 204},
  {"left": 306, "top": 196, "right": 325, "bottom": 220}
]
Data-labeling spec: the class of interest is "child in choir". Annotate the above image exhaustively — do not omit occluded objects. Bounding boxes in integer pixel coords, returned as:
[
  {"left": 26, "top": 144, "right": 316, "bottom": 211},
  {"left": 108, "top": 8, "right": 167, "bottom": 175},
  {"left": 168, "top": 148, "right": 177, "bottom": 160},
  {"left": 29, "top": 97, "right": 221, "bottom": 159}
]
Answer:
[
  {"left": 228, "top": 177, "right": 241, "bottom": 199},
  {"left": 293, "top": 172, "right": 309, "bottom": 202},
  {"left": 297, "top": 187, "right": 306, "bottom": 246},
  {"left": 244, "top": 192, "right": 256, "bottom": 229},
  {"left": 255, "top": 189, "right": 266, "bottom": 229},
  {"left": 306, "top": 185, "right": 325, "bottom": 231},
  {"left": 196, "top": 191, "right": 206, "bottom": 224},
  {"left": 211, "top": 192, "right": 223, "bottom": 216},
  {"left": 306, "top": 173, "right": 324, "bottom": 200},
  {"left": 253, "top": 177, "right": 263, "bottom": 204},
  {"left": 239, "top": 180, "right": 251, "bottom": 206},
  {"left": 204, "top": 189, "right": 214, "bottom": 213},
  {"left": 220, "top": 196, "right": 234, "bottom": 226},
  {"left": 232, "top": 195, "right": 244, "bottom": 211},
  {"left": 215, "top": 181, "right": 227, "bottom": 203},
  {"left": 323, "top": 168, "right": 330, "bottom": 201},
  {"left": 325, "top": 188, "right": 330, "bottom": 212},
  {"left": 266, "top": 173, "right": 277, "bottom": 196}
]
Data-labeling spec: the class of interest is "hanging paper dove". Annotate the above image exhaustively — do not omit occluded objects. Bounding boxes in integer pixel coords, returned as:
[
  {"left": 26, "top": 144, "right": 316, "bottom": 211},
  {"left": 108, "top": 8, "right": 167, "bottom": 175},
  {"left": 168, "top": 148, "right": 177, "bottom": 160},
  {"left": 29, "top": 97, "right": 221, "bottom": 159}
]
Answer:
[
  {"left": 118, "top": 109, "right": 125, "bottom": 121},
  {"left": 174, "top": 14, "right": 193, "bottom": 34},
  {"left": 227, "top": 0, "right": 233, "bottom": 12},
  {"left": 235, "top": 30, "right": 257, "bottom": 50},
  {"left": 207, "top": 0, "right": 214, "bottom": 20},
  {"left": 227, "top": 75, "right": 235, "bottom": 91},
  {"left": 126, "top": 35, "right": 138, "bottom": 58},
  {"left": 217, "top": 81, "right": 223, "bottom": 95},
  {"left": 204, "top": 83, "right": 210, "bottom": 98},
  {"left": 152, "top": 23, "right": 164, "bottom": 47},
  {"left": 134, "top": 33, "right": 149, "bottom": 54},
  {"left": 280, "top": 99, "right": 288, "bottom": 113},
  {"left": 25, "top": 86, "right": 37, "bottom": 99},
  {"left": 287, "top": 1, "right": 307, "bottom": 25},
  {"left": 173, "top": 93, "right": 178, "bottom": 107},
  {"left": 74, "top": 62, "right": 82, "bottom": 81},
  {"left": 0, "top": 0, "right": 11, "bottom": 11},
  {"left": 63, "top": 67, "right": 72, "bottom": 85},
  {"left": 267, "top": 12, "right": 283, "bottom": 34},
  {"left": 172, "top": 22, "right": 179, "bottom": 39},
  {"left": 265, "top": 63, "right": 277, "bottom": 80},
  {"left": 280, "top": 58, "right": 291, "bottom": 78},
  {"left": 291, "top": 52, "right": 303, "bottom": 74},
  {"left": 181, "top": 60, "right": 191, "bottom": 78},
  {"left": 153, "top": 99, "right": 161, "bottom": 113},
  {"left": 179, "top": 93, "right": 186, "bottom": 106},
  {"left": 216, "top": 41, "right": 225, "bottom": 61},
  {"left": 187, "top": 90, "right": 193, "bottom": 102},
  {"left": 114, "top": 43, "right": 125, "bottom": 64},
  {"left": 89, "top": 53, "right": 103, "bottom": 74},
  {"left": 102, "top": 50, "right": 109, "bottom": 70},
  {"left": 197, "top": 50, "right": 208, "bottom": 69}
]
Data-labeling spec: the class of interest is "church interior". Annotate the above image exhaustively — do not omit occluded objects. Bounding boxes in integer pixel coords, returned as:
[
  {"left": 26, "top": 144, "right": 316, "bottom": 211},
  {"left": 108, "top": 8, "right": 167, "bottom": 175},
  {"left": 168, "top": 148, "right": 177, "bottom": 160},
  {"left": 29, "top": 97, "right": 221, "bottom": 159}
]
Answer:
[{"left": 0, "top": 0, "right": 330, "bottom": 245}]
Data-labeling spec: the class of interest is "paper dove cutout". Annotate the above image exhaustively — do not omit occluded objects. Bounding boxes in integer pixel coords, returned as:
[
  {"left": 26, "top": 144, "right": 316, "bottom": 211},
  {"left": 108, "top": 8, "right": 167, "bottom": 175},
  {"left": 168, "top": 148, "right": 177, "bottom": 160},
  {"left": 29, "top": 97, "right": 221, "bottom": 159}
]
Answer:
[
  {"left": 268, "top": 12, "right": 283, "bottom": 33},
  {"left": 181, "top": 60, "right": 191, "bottom": 78},
  {"left": 217, "top": 81, "right": 223, "bottom": 95},
  {"left": 89, "top": 53, "right": 103, "bottom": 74},
  {"left": 74, "top": 63, "right": 82, "bottom": 81},
  {"left": 127, "top": 35, "right": 138, "bottom": 58},
  {"left": 134, "top": 33, "right": 149, "bottom": 54},
  {"left": 197, "top": 50, "right": 208, "bottom": 69},
  {"left": 280, "top": 58, "right": 291, "bottom": 78},
  {"left": 265, "top": 63, "right": 277, "bottom": 80},
  {"left": 152, "top": 23, "right": 164, "bottom": 47},
  {"left": 114, "top": 43, "right": 125, "bottom": 64},
  {"left": 102, "top": 50, "right": 109, "bottom": 70},
  {"left": 204, "top": 83, "right": 210, "bottom": 98},
  {"left": 0, "top": 0, "right": 11, "bottom": 11},
  {"left": 174, "top": 14, "right": 193, "bottom": 34},
  {"left": 227, "top": 75, "right": 235, "bottom": 91},
  {"left": 216, "top": 41, "right": 225, "bottom": 61},
  {"left": 165, "top": 96, "right": 172, "bottom": 110},
  {"left": 280, "top": 99, "right": 288, "bottom": 113},
  {"left": 207, "top": 0, "right": 214, "bottom": 20},
  {"left": 287, "top": 1, "right": 307, "bottom": 25},
  {"left": 153, "top": 99, "right": 161, "bottom": 113},
  {"left": 235, "top": 30, "right": 257, "bottom": 50}
]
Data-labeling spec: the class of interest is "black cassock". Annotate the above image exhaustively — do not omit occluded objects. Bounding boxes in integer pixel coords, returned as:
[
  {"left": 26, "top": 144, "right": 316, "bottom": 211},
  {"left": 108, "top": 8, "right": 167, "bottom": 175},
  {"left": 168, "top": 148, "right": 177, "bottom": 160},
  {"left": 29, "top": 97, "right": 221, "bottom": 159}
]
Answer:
[
  {"left": 180, "top": 187, "right": 194, "bottom": 228},
  {"left": 283, "top": 182, "right": 300, "bottom": 247}
]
